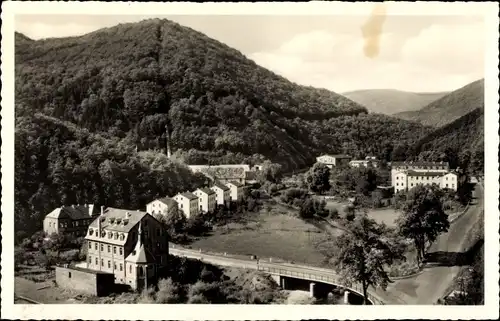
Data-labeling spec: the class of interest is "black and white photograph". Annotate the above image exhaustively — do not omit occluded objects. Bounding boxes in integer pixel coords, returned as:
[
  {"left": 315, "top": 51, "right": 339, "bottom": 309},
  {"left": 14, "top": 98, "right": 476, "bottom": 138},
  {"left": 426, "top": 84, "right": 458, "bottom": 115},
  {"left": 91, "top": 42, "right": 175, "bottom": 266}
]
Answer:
[{"left": 1, "top": 1, "right": 499, "bottom": 320}]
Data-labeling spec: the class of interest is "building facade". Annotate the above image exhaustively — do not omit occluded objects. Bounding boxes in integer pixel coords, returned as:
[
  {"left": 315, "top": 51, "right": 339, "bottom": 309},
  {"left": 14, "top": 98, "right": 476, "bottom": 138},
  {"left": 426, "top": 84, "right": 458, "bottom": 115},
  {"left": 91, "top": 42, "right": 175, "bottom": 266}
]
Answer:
[
  {"left": 211, "top": 181, "right": 231, "bottom": 206},
  {"left": 193, "top": 188, "right": 217, "bottom": 213},
  {"left": 349, "top": 159, "right": 379, "bottom": 168},
  {"left": 391, "top": 161, "right": 449, "bottom": 187},
  {"left": 173, "top": 192, "right": 199, "bottom": 218},
  {"left": 316, "top": 154, "right": 352, "bottom": 168},
  {"left": 393, "top": 170, "right": 459, "bottom": 193},
  {"left": 225, "top": 181, "right": 245, "bottom": 202},
  {"left": 85, "top": 207, "right": 168, "bottom": 290},
  {"left": 146, "top": 198, "right": 178, "bottom": 216},
  {"left": 43, "top": 204, "right": 99, "bottom": 237}
]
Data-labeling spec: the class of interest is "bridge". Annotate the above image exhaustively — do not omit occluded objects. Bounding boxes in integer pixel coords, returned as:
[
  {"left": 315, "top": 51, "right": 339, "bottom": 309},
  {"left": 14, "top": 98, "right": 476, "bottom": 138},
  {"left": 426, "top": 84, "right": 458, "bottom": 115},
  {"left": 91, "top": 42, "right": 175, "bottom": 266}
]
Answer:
[{"left": 169, "top": 246, "right": 385, "bottom": 305}]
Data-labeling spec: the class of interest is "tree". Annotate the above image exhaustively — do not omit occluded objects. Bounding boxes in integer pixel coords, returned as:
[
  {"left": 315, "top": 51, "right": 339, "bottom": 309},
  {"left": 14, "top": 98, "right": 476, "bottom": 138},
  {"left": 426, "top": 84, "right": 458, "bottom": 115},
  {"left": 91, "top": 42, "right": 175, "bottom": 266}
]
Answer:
[
  {"left": 305, "top": 163, "right": 331, "bottom": 194},
  {"left": 155, "top": 278, "right": 181, "bottom": 303},
  {"left": 396, "top": 185, "right": 450, "bottom": 266},
  {"left": 329, "top": 213, "right": 404, "bottom": 304},
  {"left": 259, "top": 160, "right": 283, "bottom": 183}
]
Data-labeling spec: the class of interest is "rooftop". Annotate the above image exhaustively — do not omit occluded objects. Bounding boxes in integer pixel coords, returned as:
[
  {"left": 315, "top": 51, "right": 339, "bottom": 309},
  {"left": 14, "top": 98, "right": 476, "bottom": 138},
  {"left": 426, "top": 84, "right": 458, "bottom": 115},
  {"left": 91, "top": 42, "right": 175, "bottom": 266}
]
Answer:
[
  {"left": 392, "top": 161, "right": 449, "bottom": 167},
  {"left": 212, "top": 181, "right": 230, "bottom": 191},
  {"left": 196, "top": 187, "right": 216, "bottom": 195},
  {"left": 125, "top": 239, "right": 156, "bottom": 264},
  {"left": 155, "top": 197, "right": 178, "bottom": 208},
  {"left": 319, "top": 154, "right": 352, "bottom": 159},
  {"left": 226, "top": 180, "right": 244, "bottom": 188},
  {"left": 45, "top": 204, "right": 99, "bottom": 220},
  {"left": 88, "top": 207, "right": 148, "bottom": 233},
  {"left": 179, "top": 192, "right": 198, "bottom": 200}
]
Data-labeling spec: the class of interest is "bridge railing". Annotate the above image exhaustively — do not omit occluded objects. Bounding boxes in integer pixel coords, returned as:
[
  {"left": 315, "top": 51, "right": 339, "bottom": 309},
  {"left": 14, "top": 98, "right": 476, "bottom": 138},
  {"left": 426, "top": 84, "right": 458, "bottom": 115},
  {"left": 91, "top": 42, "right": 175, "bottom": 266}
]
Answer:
[{"left": 258, "top": 266, "right": 385, "bottom": 305}]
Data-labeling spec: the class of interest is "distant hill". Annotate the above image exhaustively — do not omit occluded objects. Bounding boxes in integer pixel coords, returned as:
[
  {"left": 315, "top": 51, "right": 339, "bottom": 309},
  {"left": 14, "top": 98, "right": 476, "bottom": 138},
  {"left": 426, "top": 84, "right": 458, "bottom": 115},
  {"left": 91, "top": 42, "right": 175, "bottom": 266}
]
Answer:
[
  {"left": 408, "top": 108, "right": 484, "bottom": 174},
  {"left": 394, "top": 79, "right": 484, "bottom": 127},
  {"left": 342, "top": 89, "right": 448, "bottom": 115}
]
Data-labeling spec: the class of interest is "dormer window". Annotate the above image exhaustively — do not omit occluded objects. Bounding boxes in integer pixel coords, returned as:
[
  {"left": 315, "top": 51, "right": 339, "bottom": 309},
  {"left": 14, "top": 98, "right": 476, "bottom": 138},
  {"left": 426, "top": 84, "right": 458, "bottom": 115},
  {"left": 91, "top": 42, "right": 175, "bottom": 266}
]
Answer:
[
  {"left": 120, "top": 234, "right": 125, "bottom": 241},
  {"left": 88, "top": 228, "right": 94, "bottom": 235}
]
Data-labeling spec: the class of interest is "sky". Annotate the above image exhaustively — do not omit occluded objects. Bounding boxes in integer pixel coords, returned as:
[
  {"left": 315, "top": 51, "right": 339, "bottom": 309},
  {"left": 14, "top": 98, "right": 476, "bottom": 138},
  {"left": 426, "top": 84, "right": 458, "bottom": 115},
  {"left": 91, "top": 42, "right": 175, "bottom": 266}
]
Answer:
[{"left": 15, "top": 14, "right": 485, "bottom": 93}]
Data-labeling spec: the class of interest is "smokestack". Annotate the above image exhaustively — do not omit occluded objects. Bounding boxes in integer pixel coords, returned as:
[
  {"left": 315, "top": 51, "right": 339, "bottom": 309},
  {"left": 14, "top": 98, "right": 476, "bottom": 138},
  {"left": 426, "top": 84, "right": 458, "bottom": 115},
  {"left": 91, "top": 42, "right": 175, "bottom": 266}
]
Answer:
[{"left": 165, "top": 124, "right": 172, "bottom": 158}]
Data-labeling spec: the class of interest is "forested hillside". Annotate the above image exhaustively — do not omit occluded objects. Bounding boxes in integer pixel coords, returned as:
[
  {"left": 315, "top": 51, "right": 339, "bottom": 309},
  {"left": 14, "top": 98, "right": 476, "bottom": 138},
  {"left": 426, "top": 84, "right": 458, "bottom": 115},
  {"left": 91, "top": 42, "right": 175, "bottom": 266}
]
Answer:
[
  {"left": 342, "top": 89, "right": 448, "bottom": 115},
  {"left": 15, "top": 19, "right": 434, "bottom": 240},
  {"left": 14, "top": 114, "right": 207, "bottom": 241},
  {"left": 408, "top": 108, "right": 484, "bottom": 174},
  {"left": 394, "top": 79, "right": 484, "bottom": 127}
]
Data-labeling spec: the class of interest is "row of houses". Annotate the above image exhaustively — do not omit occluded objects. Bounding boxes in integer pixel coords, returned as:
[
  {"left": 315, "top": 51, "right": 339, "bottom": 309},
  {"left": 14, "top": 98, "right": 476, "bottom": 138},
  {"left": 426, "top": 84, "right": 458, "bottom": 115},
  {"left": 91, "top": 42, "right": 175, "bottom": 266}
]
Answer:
[
  {"left": 49, "top": 179, "right": 246, "bottom": 295},
  {"left": 146, "top": 180, "right": 244, "bottom": 219}
]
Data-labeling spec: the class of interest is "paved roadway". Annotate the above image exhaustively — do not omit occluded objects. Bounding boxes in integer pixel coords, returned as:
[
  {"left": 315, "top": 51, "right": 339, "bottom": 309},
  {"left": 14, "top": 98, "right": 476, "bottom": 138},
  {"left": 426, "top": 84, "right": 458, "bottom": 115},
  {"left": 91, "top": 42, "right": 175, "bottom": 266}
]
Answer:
[
  {"left": 374, "top": 182, "right": 484, "bottom": 304},
  {"left": 170, "top": 183, "right": 484, "bottom": 305}
]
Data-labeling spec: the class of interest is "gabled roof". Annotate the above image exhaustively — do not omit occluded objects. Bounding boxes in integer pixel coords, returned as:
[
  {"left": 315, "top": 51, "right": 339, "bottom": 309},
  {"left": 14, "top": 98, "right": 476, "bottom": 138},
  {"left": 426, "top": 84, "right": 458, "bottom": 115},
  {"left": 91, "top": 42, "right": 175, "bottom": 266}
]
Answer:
[
  {"left": 45, "top": 204, "right": 98, "bottom": 220},
  {"left": 178, "top": 192, "right": 198, "bottom": 200},
  {"left": 318, "top": 154, "right": 351, "bottom": 159},
  {"left": 195, "top": 187, "right": 216, "bottom": 195},
  {"left": 212, "top": 181, "right": 230, "bottom": 191},
  {"left": 150, "top": 197, "right": 178, "bottom": 208},
  {"left": 226, "top": 180, "right": 244, "bottom": 188}
]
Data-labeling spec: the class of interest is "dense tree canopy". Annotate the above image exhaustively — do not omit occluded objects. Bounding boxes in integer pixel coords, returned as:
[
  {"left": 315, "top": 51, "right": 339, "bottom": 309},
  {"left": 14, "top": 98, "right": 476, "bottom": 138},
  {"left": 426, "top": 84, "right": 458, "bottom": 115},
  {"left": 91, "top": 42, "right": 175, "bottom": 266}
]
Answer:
[
  {"left": 14, "top": 114, "right": 205, "bottom": 242},
  {"left": 15, "top": 19, "right": 431, "bottom": 173}
]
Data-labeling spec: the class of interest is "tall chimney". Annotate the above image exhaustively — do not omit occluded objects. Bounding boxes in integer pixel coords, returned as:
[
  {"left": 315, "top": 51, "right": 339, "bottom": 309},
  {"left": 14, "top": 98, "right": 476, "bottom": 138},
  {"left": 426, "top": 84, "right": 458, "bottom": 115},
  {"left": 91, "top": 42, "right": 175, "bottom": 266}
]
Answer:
[{"left": 165, "top": 124, "right": 172, "bottom": 158}]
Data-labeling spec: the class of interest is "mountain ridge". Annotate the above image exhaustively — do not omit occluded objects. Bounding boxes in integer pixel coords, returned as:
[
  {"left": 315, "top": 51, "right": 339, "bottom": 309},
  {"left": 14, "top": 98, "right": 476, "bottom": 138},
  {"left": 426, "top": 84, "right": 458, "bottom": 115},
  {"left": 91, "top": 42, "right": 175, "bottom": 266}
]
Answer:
[
  {"left": 342, "top": 89, "right": 449, "bottom": 115},
  {"left": 394, "top": 79, "right": 484, "bottom": 127}
]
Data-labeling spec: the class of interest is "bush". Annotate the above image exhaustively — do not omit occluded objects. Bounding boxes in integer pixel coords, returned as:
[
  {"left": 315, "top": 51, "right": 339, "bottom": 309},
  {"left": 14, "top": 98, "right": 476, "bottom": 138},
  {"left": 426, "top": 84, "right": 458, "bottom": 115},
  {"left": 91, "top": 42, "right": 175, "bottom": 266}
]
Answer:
[
  {"left": 155, "top": 278, "right": 181, "bottom": 303},
  {"left": 329, "top": 208, "right": 339, "bottom": 220},
  {"left": 137, "top": 286, "right": 156, "bottom": 303}
]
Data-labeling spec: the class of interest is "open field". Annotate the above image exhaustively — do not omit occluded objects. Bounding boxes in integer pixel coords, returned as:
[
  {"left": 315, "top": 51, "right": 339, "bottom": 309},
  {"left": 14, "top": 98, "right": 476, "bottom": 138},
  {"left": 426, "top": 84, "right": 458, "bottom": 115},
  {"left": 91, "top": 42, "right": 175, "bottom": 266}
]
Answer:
[
  {"left": 190, "top": 207, "right": 342, "bottom": 267},
  {"left": 367, "top": 208, "right": 401, "bottom": 227}
]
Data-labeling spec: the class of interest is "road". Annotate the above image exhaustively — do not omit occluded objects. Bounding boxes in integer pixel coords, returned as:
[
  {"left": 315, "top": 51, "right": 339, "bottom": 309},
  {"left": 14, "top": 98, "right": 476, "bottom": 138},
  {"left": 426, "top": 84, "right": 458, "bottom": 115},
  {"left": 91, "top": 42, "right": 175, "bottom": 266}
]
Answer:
[
  {"left": 171, "top": 183, "right": 484, "bottom": 305},
  {"left": 374, "top": 182, "right": 484, "bottom": 304}
]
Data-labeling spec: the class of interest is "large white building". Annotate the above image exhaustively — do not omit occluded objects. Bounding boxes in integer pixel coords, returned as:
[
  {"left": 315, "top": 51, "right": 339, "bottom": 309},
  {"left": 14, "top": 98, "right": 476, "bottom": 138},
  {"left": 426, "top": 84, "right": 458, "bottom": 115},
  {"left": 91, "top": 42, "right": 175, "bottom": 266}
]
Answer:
[
  {"left": 391, "top": 161, "right": 459, "bottom": 193},
  {"left": 316, "top": 154, "right": 352, "bottom": 168},
  {"left": 146, "top": 197, "right": 178, "bottom": 216},
  {"left": 193, "top": 188, "right": 217, "bottom": 213},
  {"left": 211, "top": 181, "right": 231, "bottom": 206},
  {"left": 173, "top": 192, "right": 199, "bottom": 218},
  {"left": 225, "top": 181, "right": 245, "bottom": 202}
]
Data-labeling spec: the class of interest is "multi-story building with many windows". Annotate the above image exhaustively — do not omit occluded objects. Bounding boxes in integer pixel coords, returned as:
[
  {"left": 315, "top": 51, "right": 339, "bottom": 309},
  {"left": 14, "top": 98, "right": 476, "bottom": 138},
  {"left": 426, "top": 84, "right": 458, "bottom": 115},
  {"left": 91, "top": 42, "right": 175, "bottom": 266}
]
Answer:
[{"left": 85, "top": 207, "right": 168, "bottom": 290}]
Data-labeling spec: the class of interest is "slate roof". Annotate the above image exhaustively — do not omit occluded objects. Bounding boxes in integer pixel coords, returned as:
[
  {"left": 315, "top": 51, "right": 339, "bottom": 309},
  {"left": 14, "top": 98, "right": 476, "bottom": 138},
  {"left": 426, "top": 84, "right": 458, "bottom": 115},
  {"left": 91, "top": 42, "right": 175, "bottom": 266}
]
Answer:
[
  {"left": 212, "top": 181, "right": 230, "bottom": 191},
  {"left": 196, "top": 187, "right": 216, "bottom": 195},
  {"left": 180, "top": 192, "right": 198, "bottom": 200},
  {"left": 87, "top": 207, "right": 147, "bottom": 233},
  {"left": 154, "top": 197, "right": 178, "bottom": 208},
  {"left": 392, "top": 161, "right": 449, "bottom": 167},
  {"left": 45, "top": 204, "right": 99, "bottom": 220},
  {"left": 226, "top": 180, "right": 244, "bottom": 188}
]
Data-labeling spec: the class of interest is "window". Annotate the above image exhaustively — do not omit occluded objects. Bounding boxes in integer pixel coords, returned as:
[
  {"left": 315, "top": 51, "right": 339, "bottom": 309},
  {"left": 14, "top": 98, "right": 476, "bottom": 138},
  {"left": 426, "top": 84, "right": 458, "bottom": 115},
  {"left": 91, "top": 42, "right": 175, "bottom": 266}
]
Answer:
[
  {"left": 95, "top": 243, "right": 98, "bottom": 250},
  {"left": 119, "top": 247, "right": 123, "bottom": 255},
  {"left": 68, "top": 272, "right": 72, "bottom": 278},
  {"left": 88, "top": 255, "right": 92, "bottom": 264},
  {"left": 100, "top": 244, "right": 104, "bottom": 251},
  {"left": 120, "top": 264, "right": 123, "bottom": 271},
  {"left": 129, "top": 265, "right": 132, "bottom": 273},
  {"left": 113, "top": 246, "right": 116, "bottom": 254},
  {"left": 108, "top": 245, "right": 111, "bottom": 253},
  {"left": 108, "top": 260, "right": 111, "bottom": 268},
  {"left": 114, "top": 262, "right": 117, "bottom": 270},
  {"left": 101, "top": 259, "right": 104, "bottom": 266},
  {"left": 446, "top": 184, "right": 448, "bottom": 187},
  {"left": 95, "top": 258, "right": 98, "bottom": 265},
  {"left": 88, "top": 241, "right": 92, "bottom": 249},
  {"left": 452, "top": 184, "right": 455, "bottom": 188},
  {"left": 410, "top": 183, "right": 414, "bottom": 187}
]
